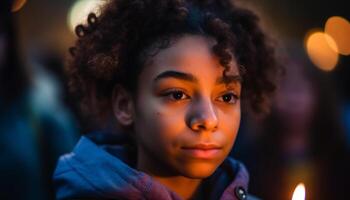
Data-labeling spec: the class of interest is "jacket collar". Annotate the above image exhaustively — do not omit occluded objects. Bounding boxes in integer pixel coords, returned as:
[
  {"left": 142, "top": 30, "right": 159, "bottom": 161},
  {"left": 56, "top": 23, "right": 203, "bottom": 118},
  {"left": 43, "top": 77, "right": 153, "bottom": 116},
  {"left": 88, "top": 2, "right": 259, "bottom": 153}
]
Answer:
[{"left": 54, "top": 134, "right": 249, "bottom": 200}]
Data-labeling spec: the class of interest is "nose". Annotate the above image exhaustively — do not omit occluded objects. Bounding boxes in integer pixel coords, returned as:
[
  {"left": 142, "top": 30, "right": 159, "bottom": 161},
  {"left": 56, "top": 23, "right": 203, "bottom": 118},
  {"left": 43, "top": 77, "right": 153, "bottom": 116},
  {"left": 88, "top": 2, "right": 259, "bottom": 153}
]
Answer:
[{"left": 186, "top": 98, "right": 218, "bottom": 132}]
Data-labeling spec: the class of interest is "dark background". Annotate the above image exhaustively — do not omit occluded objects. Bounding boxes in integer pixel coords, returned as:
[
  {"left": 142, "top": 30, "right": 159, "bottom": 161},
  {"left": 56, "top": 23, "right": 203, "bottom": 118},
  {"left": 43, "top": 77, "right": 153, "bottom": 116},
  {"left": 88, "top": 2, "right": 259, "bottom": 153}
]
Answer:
[
  {"left": 14, "top": 0, "right": 350, "bottom": 99},
  {"left": 2, "top": 0, "right": 350, "bottom": 199}
]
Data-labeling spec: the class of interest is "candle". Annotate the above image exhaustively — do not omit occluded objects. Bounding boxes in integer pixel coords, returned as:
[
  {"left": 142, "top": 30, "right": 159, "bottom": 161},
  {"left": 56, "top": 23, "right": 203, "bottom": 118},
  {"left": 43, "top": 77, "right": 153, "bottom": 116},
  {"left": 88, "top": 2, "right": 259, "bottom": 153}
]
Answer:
[{"left": 292, "top": 183, "right": 306, "bottom": 200}]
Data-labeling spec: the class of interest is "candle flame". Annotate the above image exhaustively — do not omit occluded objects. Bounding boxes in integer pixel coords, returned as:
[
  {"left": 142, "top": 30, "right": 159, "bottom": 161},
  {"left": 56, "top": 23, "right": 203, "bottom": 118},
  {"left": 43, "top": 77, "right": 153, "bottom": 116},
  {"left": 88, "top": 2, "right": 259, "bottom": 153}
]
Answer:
[{"left": 292, "top": 183, "right": 305, "bottom": 200}]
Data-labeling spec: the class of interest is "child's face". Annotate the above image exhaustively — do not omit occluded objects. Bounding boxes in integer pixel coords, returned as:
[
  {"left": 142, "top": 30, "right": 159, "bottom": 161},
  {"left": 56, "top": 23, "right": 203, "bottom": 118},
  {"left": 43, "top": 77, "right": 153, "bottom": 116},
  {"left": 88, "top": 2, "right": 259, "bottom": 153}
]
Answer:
[{"left": 133, "top": 35, "right": 241, "bottom": 178}]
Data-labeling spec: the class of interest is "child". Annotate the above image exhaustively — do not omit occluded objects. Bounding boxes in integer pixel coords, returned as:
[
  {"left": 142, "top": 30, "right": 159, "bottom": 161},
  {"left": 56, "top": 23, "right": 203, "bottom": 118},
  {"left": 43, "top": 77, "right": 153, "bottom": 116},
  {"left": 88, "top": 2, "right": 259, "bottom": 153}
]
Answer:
[{"left": 54, "top": 0, "right": 280, "bottom": 199}]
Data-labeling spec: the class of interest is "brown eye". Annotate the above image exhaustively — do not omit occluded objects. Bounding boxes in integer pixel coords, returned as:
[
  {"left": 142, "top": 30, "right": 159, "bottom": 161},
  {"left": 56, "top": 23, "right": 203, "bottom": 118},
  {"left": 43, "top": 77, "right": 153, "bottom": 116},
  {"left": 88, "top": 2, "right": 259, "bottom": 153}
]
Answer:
[
  {"left": 162, "top": 90, "right": 190, "bottom": 101},
  {"left": 172, "top": 91, "right": 185, "bottom": 100},
  {"left": 217, "top": 93, "right": 239, "bottom": 104},
  {"left": 222, "top": 94, "right": 233, "bottom": 102}
]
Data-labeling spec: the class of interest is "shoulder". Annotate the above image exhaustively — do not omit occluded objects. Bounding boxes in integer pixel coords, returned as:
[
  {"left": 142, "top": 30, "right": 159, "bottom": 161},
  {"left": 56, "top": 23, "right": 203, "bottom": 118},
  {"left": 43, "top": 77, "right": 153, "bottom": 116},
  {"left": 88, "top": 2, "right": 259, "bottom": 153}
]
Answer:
[
  {"left": 53, "top": 137, "right": 106, "bottom": 199},
  {"left": 53, "top": 135, "right": 148, "bottom": 200}
]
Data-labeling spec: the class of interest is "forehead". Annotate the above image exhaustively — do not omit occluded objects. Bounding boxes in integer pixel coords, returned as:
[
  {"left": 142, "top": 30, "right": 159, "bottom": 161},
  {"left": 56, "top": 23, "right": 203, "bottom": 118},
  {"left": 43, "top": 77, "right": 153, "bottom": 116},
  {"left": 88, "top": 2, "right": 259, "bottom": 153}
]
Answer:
[{"left": 142, "top": 35, "right": 239, "bottom": 80}]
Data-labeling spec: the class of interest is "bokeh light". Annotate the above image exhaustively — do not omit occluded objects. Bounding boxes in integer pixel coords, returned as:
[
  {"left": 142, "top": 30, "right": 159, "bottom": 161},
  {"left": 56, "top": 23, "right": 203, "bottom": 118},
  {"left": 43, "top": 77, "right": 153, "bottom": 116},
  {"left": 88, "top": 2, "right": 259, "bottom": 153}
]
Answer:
[
  {"left": 11, "top": 0, "right": 27, "bottom": 12},
  {"left": 67, "top": 0, "right": 107, "bottom": 33},
  {"left": 305, "top": 31, "right": 339, "bottom": 71},
  {"left": 325, "top": 16, "right": 350, "bottom": 55}
]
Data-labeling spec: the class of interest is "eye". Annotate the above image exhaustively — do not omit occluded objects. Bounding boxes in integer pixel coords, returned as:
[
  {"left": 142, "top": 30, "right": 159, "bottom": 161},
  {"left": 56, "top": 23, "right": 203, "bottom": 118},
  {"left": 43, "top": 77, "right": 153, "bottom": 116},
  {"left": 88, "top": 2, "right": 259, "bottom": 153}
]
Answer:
[
  {"left": 163, "top": 90, "right": 190, "bottom": 101},
  {"left": 217, "top": 92, "right": 239, "bottom": 104}
]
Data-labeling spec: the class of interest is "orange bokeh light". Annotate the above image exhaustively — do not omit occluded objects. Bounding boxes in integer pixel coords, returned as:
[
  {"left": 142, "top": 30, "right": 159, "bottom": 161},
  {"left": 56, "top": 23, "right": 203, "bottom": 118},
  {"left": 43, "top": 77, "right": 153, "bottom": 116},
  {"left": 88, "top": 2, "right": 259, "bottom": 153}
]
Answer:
[
  {"left": 305, "top": 31, "right": 339, "bottom": 71},
  {"left": 325, "top": 16, "right": 350, "bottom": 55},
  {"left": 11, "top": 0, "right": 27, "bottom": 12}
]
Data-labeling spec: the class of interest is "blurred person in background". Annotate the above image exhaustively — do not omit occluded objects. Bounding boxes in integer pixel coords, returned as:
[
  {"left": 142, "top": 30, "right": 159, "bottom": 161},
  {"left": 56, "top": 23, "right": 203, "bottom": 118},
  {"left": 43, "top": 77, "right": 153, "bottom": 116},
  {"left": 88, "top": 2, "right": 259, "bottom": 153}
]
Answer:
[
  {"left": 233, "top": 43, "right": 350, "bottom": 200},
  {"left": 0, "top": 1, "right": 79, "bottom": 199}
]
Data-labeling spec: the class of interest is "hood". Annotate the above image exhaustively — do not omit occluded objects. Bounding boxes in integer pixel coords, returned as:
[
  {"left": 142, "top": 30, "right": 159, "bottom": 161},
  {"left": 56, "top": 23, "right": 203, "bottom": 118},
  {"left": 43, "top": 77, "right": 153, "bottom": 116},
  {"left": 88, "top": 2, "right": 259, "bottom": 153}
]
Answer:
[{"left": 53, "top": 134, "right": 250, "bottom": 200}]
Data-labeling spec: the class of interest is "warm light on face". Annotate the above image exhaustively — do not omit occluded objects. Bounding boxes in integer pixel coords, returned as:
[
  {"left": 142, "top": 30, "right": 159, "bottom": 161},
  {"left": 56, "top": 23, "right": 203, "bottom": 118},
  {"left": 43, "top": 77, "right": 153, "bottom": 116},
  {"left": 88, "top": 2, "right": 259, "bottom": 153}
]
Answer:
[
  {"left": 11, "top": 0, "right": 27, "bottom": 12},
  {"left": 133, "top": 35, "right": 241, "bottom": 179},
  {"left": 325, "top": 16, "right": 350, "bottom": 55},
  {"left": 67, "top": 0, "right": 106, "bottom": 33},
  {"left": 292, "top": 183, "right": 306, "bottom": 200},
  {"left": 305, "top": 31, "right": 339, "bottom": 71}
]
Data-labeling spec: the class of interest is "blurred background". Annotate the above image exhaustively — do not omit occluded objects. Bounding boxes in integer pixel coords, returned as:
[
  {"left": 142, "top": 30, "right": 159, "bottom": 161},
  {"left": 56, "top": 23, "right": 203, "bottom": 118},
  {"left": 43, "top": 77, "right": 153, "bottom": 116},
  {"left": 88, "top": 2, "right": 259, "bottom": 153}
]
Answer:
[{"left": 1, "top": 0, "right": 349, "bottom": 199}]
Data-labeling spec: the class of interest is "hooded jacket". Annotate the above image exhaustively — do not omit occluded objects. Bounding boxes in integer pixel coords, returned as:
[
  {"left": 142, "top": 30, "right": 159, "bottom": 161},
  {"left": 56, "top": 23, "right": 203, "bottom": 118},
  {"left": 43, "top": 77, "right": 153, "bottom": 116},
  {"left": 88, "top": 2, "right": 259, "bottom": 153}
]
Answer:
[{"left": 53, "top": 132, "right": 252, "bottom": 200}]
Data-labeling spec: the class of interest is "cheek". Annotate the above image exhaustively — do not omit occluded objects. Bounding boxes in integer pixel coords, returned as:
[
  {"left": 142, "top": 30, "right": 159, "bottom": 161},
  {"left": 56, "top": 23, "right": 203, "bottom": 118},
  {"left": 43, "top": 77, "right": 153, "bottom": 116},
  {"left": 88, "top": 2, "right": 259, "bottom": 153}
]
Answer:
[
  {"left": 135, "top": 97, "right": 188, "bottom": 149},
  {"left": 218, "top": 105, "right": 241, "bottom": 148}
]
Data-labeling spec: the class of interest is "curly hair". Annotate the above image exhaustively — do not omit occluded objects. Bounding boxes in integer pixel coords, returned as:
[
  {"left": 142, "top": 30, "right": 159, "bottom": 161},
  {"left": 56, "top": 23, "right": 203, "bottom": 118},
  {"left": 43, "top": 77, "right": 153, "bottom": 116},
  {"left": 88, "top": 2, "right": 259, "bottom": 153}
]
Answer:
[{"left": 67, "top": 0, "right": 281, "bottom": 129}]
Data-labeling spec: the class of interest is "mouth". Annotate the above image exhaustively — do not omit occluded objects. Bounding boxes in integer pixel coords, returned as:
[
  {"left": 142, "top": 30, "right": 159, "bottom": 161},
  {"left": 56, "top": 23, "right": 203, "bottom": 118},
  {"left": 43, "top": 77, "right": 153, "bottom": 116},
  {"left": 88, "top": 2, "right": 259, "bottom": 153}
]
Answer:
[{"left": 181, "top": 144, "right": 222, "bottom": 159}]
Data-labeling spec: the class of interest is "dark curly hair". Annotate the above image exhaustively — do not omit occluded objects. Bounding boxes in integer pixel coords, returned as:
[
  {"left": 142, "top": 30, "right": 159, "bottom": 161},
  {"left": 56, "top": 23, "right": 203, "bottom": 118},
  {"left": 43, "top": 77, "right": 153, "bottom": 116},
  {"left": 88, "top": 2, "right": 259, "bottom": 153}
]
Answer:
[{"left": 67, "top": 0, "right": 280, "bottom": 130}]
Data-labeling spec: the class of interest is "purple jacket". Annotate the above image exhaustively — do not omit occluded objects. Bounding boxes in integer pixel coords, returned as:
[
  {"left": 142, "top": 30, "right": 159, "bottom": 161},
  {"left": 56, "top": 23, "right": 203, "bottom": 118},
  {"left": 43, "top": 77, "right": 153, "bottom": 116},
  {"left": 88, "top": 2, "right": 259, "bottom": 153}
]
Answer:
[{"left": 53, "top": 134, "right": 253, "bottom": 200}]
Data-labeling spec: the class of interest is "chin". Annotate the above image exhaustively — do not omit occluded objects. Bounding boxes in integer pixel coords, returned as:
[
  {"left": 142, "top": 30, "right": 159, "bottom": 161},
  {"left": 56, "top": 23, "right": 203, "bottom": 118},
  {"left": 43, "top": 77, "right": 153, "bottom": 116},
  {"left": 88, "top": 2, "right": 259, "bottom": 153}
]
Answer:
[{"left": 179, "top": 162, "right": 220, "bottom": 179}]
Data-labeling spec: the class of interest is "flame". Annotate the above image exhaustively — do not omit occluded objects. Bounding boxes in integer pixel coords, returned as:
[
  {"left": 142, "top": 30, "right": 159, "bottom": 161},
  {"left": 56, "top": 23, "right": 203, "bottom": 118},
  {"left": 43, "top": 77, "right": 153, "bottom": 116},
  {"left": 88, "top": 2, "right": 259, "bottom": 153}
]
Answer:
[{"left": 292, "top": 183, "right": 306, "bottom": 200}]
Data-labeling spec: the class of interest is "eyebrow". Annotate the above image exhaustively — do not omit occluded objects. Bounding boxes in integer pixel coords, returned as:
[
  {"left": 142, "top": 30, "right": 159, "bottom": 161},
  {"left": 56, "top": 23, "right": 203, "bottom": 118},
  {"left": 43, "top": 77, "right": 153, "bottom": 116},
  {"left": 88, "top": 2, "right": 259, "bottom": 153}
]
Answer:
[
  {"left": 153, "top": 70, "right": 242, "bottom": 85},
  {"left": 154, "top": 70, "right": 198, "bottom": 83}
]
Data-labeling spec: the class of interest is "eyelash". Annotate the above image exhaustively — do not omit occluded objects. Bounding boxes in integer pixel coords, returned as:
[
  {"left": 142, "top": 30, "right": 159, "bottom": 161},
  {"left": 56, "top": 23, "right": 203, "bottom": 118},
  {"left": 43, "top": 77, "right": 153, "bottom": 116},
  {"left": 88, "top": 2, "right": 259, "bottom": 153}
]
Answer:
[
  {"left": 161, "top": 89, "right": 239, "bottom": 104},
  {"left": 162, "top": 90, "right": 190, "bottom": 101},
  {"left": 216, "top": 92, "right": 239, "bottom": 104}
]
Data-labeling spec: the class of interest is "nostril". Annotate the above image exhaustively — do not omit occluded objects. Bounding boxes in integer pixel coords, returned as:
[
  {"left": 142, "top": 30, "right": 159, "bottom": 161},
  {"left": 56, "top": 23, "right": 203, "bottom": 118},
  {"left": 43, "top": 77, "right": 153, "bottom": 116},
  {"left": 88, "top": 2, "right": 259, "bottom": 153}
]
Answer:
[
  {"left": 190, "top": 120, "right": 218, "bottom": 132},
  {"left": 197, "top": 124, "right": 206, "bottom": 130},
  {"left": 209, "top": 124, "right": 218, "bottom": 132}
]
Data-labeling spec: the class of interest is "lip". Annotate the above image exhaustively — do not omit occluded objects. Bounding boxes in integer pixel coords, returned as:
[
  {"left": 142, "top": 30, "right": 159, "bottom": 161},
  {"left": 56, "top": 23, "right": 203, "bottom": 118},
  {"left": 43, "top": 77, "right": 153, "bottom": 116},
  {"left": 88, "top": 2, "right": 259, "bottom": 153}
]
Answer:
[
  {"left": 182, "top": 143, "right": 221, "bottom": 150},
  {"left": 181, "top": 144, "right": 222, "bottom": 159}
]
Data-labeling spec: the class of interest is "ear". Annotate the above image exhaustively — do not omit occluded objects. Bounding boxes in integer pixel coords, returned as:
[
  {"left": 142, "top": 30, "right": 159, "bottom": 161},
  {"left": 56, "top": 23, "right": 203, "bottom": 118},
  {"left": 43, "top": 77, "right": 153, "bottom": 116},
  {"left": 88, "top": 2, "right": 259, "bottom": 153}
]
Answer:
[{"left": 112, "top": 85, "right": 135, "bottom": 126}]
